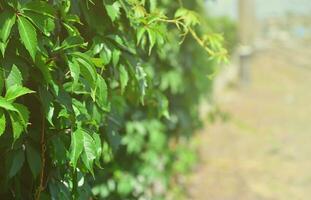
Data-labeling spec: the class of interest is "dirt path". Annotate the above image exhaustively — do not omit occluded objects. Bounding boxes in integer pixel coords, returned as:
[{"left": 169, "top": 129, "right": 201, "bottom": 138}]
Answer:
[{"left": 188, "top": 44, "right": 311, "bottom": 200}]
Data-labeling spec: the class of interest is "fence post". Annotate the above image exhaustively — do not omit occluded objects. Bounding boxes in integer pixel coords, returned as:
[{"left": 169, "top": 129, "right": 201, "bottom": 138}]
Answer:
[{"left": 238, "top": 0, "right": 256, "bottom": 85}]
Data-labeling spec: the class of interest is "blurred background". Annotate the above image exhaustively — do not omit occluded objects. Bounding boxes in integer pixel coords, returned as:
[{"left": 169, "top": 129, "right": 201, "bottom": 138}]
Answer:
[{"left": 187, "top": 0, "right": 311, "bottom": 199}]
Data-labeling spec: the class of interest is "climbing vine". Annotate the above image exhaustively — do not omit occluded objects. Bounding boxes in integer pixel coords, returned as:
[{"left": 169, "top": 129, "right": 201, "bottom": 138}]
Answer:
[{"left": 0, "top": 0, "right": 227, "bottom": 199}]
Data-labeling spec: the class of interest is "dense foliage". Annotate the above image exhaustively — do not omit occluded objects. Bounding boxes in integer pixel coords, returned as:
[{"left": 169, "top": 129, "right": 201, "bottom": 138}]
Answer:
[{"left": 0, "top": 0, "right": 228, "bottom": 199}]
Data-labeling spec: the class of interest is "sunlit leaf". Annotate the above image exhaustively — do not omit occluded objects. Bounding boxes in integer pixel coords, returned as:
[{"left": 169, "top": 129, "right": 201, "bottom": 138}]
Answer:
[{"left": 17, "top": 16, "right": 37, "bottom": 60}]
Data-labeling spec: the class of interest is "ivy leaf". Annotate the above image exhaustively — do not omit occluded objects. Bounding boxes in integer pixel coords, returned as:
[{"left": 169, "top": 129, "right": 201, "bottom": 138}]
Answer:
[
  {"left": 8, "top": 148, "right": 25, "bottom": 178},
  {"left": 136, "top": 27, "right": 145, "bottom": 45},
  {"left": 92, "top": 133, "right": 102, "bottom": 167},
  {"left": 55, "top": 36, "right": 86, "bottom": 51},
  {"left": 82, "top": 131, "right": 97, "bottom": 176},
  {"left": 5, "top": 65, "right": 23, "bottom": 90},
  {"left": 10, "top": 112, "right": 24, "bottom": 140},
  {"left": 95, "top": 75, "right": 108, "bottom": 110},
  {"left": 17, "top": 16, "right": 37, "bottom": 60},
  {"left": 99, "top": 44, "right": 112, "bottom": 65},
  {"left": 22, "top": 11, "right": 55, "bottom": 36},
  {"left": 26, "top": 143, "right": 41, "bottom": 178},
  {"left": 0, "top": 109, "right": 6, "bottom": 136},
  {"left": 39, "top": 87, "right": 54, "bottom": 126},
  {"left": 35, "top": 55, "right": 53, "bottom": 84},
  {"left": 147, "top": 29, "right": 156, "bottom": 55},
  {"left": 83, "top": 131, "right": 97, "bottom": 162},
  {"left": 119, "top": 65, "right": 128, "bottom": 94},
  {"left": 5, "top": 85, "right": 35, "bottom": 102},
  {"left": 21, "top": 1, "right": 55, "bottom": 18},
  {"left": 70, "top": 129, "right": 84, "bottom": 168},
  {"left": 81, "top": 151, "right": 94, "bottom": 177},
  {"left": 135, "top": 65, "right": 148, "bottom": 104},
  {"left": 0, "top": 97, "right": 18, "bottom": 112},
  {"left": 68, "top": 59, "right": 80, "bottom": 90},
  {"left": 71, "top": 53, "right": 97, "bottom": 88},
  {"left": 13, "top": 103, "right": 30, "bottom": 128},
  {"left": 174, "top": 8, "right": 200, "bottom": 26},
  {"left": 0, "top": 10, "right": 16, "bottom": 54},
  {"left": 112, "top": 49, "right": 121, "bottom": 67},
  {"left": 105, "top": 2, "right": 121, "bottom": 22}
]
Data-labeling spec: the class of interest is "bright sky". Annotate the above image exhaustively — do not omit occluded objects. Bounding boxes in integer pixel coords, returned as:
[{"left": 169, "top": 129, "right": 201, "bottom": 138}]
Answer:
[{"left": 205, "top": 0, "right": 311, "bottom": 20}]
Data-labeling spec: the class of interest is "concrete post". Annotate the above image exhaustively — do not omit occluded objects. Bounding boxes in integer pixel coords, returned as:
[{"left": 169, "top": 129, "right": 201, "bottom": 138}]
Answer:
[{"left": 238, "top": 0, "right": 256, "bottom": 85}]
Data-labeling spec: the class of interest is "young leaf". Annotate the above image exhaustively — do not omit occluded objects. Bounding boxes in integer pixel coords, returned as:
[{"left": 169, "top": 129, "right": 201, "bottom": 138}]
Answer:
[
  {"left": 5, "top": 85, "right": 35, "bottom": 102},
  {"left": 136, "top": 27, "right": 145, "bottom": 45},
  {"left": 0, "top": 109, "right": 6, "bottom": 136},
  {"left": 147, "top": 29, "right": 156, "bottom": 55},
  {"left": 70, "top": 129, "right": 84, "bottom": 168},
  {"left": 105, "top": 2, "right": 121, "bottom": 22},
  {"left": 17, "top": 16, "right": 37, "bottom": 60}
]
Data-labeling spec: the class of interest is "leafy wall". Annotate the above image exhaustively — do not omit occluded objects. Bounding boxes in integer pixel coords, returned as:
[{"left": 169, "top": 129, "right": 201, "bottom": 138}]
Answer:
[{"left": 0, "top": 0, "right": 227, "bottom": 199}]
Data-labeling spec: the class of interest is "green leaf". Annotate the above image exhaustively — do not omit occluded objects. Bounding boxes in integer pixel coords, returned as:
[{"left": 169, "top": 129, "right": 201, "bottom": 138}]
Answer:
[
  {"left": 8, "top": 148, "right": 25, "bottom": 178},
  {"left": 136, "top": 27, "right": 145, "bottom": 45},
  {"left": 119, "top": 65, "right": 128, "bottom": 94},
  {"left": 5, "top": 65, "right": 23, "bottom": 90},
  {"left": 147, "top": 29, "right": 156, "bottom": 55},
  {"left": 68, "top": 59, "right": 80, "bottom": 89},
  {"left": 13, "top": 103, "right": 30, "bottom": 128},
  {"left": 135, "top": 65, "right": 148, "bottom": 104},
  {"left": 0, "top": 97, "right": 18, "bottom": 112},
  {"left": 21, "top": 1, "right": 55, "bottom": 18},
  {"left": 55, "top": 36, "right": 86, "bottom": 51},
  {"left": 82, "top": 131, "right": 96, "bottom": 176},
  {"left": 71, "top": 53, "right": 97, "bottom": 88},
  {"left": 39, "top": 87, "right": 54, "bottom": 125},
  {"left": 83, "top": 131, "right": 96, "bottom": 162},
  {"left": 105, "top": 2, "right": 121, "bottom": 22},
  {"left": 17, "top": 16, "right": 37, "bottom": 60},
  {"left": 70, "top": 129, "right": 84, "bottom": 168},
  {"left": 99, "top": 44, "right": 112, "bottom": 65},
  {"left": 26, "top": 143, "right": 41, "bottom": 178},
  {"left": 35, "top": 56, "right": 53, "bottom": 84},
  {"left": 81, "top": 151, "right": 94, "bottom": 176},
  {"left": 0, "top": 109, "right": 6, "bottom": 136},
  {"left": 0, "top": 67, "right": 3, "bottom": 95},
  {"left": 0, "top": 42, "right": 7, "bottom": 56},
  {"left": 22, "top": 11, "right": 55, "bottom": 36},
  {"left": 95, "top": 75, "right": 108, "bottom": 110},
  {"left": 9, "top": 111, "right": 24, "bottom": 140},
  {"left": 0, "top": 10, "right": 16, "bottom": 53},
  {"left": 5, "top": 85, "right": 35, "bottom": 102},
  {"left": 112, "top": 49, "right": 121, "bottom": 67},
  {"left": 92, "top": 133, "right": 102, "bottom": 167}
]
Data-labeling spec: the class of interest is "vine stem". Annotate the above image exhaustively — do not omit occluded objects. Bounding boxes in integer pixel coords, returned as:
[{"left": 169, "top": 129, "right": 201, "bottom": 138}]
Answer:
[{"left": 35, "top": 114, "right": 46, "bottom": 200}]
